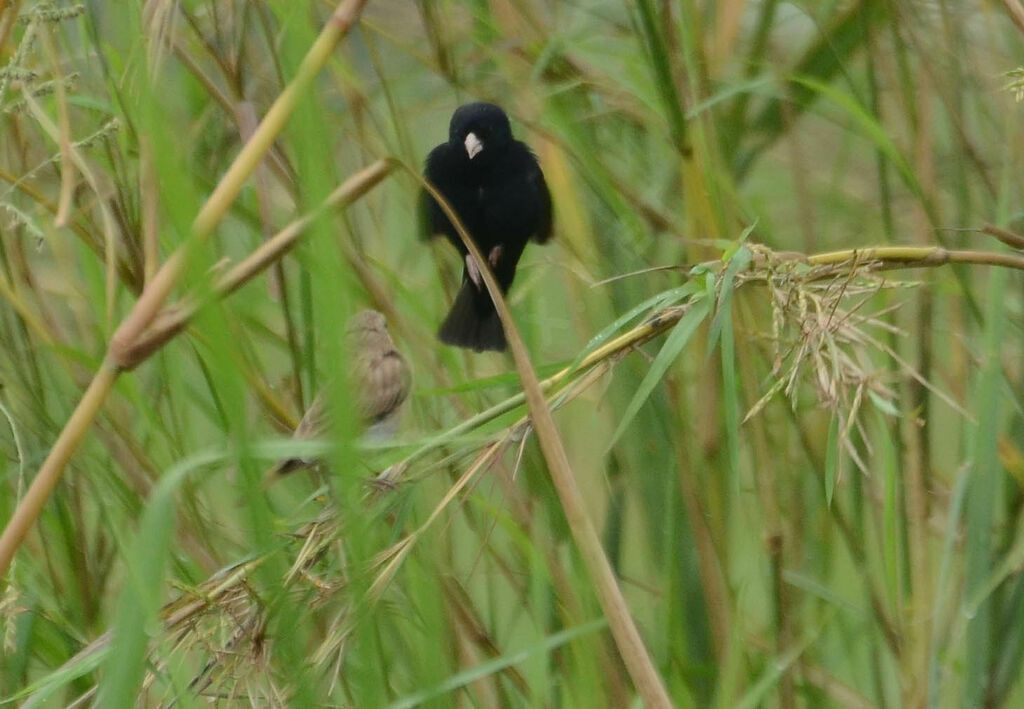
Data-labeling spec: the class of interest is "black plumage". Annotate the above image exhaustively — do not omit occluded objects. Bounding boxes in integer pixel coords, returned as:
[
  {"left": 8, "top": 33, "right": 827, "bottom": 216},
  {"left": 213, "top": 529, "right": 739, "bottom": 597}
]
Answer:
[{"left": 421, "top": 102, "right": 553, "bottom": 352}]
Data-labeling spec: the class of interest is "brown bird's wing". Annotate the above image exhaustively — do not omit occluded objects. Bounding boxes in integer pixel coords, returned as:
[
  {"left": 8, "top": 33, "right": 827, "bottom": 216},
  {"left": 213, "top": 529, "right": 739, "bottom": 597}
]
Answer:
[
  {"left": 266, "top": 392, "right": 327, "bottom": 478},
  {"left": 292, "top": 391, "right": 327, "bottom": 440},
  {"left": 356, "top": 349, "right": 411, "bottom": 423}
]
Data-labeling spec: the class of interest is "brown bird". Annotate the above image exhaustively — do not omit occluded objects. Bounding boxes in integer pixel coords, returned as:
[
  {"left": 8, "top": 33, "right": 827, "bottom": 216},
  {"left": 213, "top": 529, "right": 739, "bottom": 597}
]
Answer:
[{"left": 269, "top": 309, "right": 410, "bottom": 477}]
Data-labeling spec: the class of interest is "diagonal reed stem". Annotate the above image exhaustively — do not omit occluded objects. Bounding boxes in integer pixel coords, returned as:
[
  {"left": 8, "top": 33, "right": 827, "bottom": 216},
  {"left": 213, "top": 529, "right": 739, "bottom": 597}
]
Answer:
[
  {"left": 122, "top": 160, "right": 393, "bottom": 368},
  {"left": 416, "top": 166, "right": 674, "bottom": 707},
  {"left": 0, "top": 365, "right": 119, "bottom": 581}
]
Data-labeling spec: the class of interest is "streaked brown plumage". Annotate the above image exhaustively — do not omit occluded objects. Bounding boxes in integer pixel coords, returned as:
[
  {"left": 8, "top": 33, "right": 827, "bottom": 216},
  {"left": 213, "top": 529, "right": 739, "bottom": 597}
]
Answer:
[{"left": 270, "top": 309, "right": 410, "bottom": 477}]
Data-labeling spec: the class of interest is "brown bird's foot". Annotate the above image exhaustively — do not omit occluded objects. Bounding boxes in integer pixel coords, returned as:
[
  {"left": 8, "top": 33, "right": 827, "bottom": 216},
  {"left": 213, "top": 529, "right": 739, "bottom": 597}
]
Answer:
[
  {"left": 488, "top": 245, "right": 503, "bottom": 268},
  {"left": 465, "top": 253, "right": 483, "bottom": 290}
]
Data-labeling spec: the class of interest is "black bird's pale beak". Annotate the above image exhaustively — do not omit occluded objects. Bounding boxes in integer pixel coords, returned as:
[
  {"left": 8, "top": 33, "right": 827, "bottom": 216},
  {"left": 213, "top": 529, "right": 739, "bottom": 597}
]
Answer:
[{"left": 464, "top": 132, "right": 483, "bottom": 160}]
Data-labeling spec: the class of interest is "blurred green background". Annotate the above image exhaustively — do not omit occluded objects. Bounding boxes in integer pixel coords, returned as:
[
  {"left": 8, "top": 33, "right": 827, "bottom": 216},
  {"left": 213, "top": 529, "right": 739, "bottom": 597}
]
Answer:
[{"left": 1, "top": 0, "right": 1024, "bottom": 706}]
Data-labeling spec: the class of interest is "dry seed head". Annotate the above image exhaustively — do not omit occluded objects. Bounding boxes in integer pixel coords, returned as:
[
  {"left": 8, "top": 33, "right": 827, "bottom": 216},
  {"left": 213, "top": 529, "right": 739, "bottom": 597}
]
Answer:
[
  {"left": 744, "top": 253, "right": 908, "bottom": 476},
  {"left": 16, "top": 3, "right": 85, "bottom": 24}
]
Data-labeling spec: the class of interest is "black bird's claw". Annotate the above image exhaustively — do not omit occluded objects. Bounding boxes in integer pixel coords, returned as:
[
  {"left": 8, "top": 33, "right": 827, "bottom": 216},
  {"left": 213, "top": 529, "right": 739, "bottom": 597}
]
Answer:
[
  {"left": 465, "top": 254, "right": 483, "bottom": 290},
  {"left": 488, "top": 245, "right": 503, "bottom": 268}
]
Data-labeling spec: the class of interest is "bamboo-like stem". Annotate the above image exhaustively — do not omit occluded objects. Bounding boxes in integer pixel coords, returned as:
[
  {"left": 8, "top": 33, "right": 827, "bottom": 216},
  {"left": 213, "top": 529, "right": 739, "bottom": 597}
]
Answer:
[
  {"left": 9, "top": 234, "right": 1021, "bottom": 685},
  {"left": 416, "top": 171, "right": 673, "bottom": 707},
  {"left": 903, "top": 85, "right": 936, "bottom": 707},
  {"left": 384, "top": 304, "right": 688, "bottom": 478},
  {"left": 39, "top": 25, "right": 74, "bottom": 227},
  {"left": 982, "top": 223, "right": 1024, "bottom": 251},
  {"left": 666, "top": 377, "right": 732, "bottom": 659},
  {"left": 47, "top": 363, "right": 617, "bottom": 700},
  {"left": 735, "top": 305, "right": 795, "bottom": 706},
  {"left": 0, "top": 366, "right": 119, "bottom": 578},
  {"left": 235, "top": 99, "right": 302, "bottom": 406},
  {"left": 0, "top": 0, "right": 371, "bottom": 584},
  {"left": 804, "top": 246, "right": 1024, "bottom": 271},
  {"left": 1001, "top": 0, "right": 1024, "bottom": 35}
]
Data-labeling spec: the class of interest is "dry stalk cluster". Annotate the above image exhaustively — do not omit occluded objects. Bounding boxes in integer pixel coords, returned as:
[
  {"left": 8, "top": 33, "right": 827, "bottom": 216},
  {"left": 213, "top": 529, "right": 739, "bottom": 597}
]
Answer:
[
  {"left": 743, "top": 249, "right": 913, "bottom": 474},
  {"left": 57, "top": 509, "right": 348, "bottom": 706}
]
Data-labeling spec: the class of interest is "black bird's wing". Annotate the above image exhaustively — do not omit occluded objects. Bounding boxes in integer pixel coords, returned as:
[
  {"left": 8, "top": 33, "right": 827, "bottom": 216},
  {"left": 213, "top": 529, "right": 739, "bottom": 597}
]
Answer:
[
  {"left": 526, "top": 149, "right": 553, "bottom": 245},
  {"left": 421, "top": 142, "right": 467, "bottom": 253}
]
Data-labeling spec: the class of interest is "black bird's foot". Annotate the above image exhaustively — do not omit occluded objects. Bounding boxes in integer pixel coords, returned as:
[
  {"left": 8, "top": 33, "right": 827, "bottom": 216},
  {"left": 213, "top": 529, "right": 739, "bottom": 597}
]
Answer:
[{"left": 466, "top": 253, "right": 483, "bottom": 290}]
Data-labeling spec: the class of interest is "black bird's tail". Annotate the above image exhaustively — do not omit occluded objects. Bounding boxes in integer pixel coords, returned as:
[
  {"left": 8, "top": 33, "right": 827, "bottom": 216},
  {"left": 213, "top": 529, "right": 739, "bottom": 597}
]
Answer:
[{"left": 439, "top": 279, "right": 506, "bottom": 352}]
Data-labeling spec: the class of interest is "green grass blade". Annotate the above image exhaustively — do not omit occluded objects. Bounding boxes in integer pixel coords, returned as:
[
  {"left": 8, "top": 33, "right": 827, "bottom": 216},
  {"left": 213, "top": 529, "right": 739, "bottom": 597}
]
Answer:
[
  {"left": 824, "top": 412, "right": 840, "bottom": 507},
  {"left": 741, "top": 0, "right": 887, "bottom": 172},
  {"left": 963, "top": 267, "right": 1009, "bottom": 707},
  {"left": 12, "top": 645, "right": 108, "bottom": 707},
  {"left": 97, "top": 448, "right": 227, "bottom": 706},
  {"left": 568, "top": 282, "right": 699, "bottom": 376},
  {"left": 788, "top": 75, "right": 921, "bottom": 199},
  {"left": 734, "top": 618, "right": 828, "bottom": 709},
  {"left": 388, "top": 619, "right": 607, "bottom": 709},
  {"left": 706, "top": 243, "right": 752, "bottom": 354},
  {"left": 606, "top": 296, "right": 711, "bottom": 452}
]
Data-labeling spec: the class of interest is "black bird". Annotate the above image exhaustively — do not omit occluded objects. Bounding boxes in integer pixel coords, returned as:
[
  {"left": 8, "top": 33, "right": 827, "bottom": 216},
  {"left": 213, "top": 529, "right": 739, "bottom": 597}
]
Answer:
[{"left": 422, "top": 102, "right": 553, "bottom": 352}]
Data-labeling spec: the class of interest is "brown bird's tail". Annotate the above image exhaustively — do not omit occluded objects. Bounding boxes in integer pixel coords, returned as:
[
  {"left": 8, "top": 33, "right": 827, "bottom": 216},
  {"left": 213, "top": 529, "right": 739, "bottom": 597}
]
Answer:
[{"left": 439, "top": 279, "right": 506, "bottom": 352}]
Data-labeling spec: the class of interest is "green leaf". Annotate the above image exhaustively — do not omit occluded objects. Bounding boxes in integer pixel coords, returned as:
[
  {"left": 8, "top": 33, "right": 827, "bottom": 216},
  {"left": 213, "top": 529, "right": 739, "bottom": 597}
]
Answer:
[
  {"left": 685, "top": 76, "right": 778, "bottom": 121},
  {"left": 707, "top": 243, "right": 753, "bottom": 355},
  {"left": 388, "top": 619, "right": 607, "bottom": 709},
  {"left": 740, "top": 0, "right": 887, "bottom": 173},
  {"left": 606, "top": 296, "right": 711, "bottom": 452},
  {"left": 867, "top": 390, "right": 899, "bottom": 417},
  {"left": 963, "top": 267, "right": 1009, "bottom": 707},
  {"left": 824, "top": 412, "right": 840, "bottom": 508},
  {"left": 633, "top": 0, "right": 687, "bottom": 150},
  {"left": 734, "top": 617, "right": 828, "bottom": 709},
  {"left": 566, "top": 282, "right": 699, "bottom": 376},
  {"left": 788, "top": 74, "right": 921, "bottom": 199},
  {"left": 719, "top": 280, "right": 741, "bottom": 489},
  {"left": 97, "top": 448, "right": 227, "bottom": 707},
  {"left": 14, "top": 645, "right": 109, "bottom": 707}
]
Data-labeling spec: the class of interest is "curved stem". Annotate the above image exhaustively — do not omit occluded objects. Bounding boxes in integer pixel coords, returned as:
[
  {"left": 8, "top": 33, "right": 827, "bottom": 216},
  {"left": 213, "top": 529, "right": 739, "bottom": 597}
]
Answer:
[{"left": 415, "top": 163, "right": 674, "bottom": 707}]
